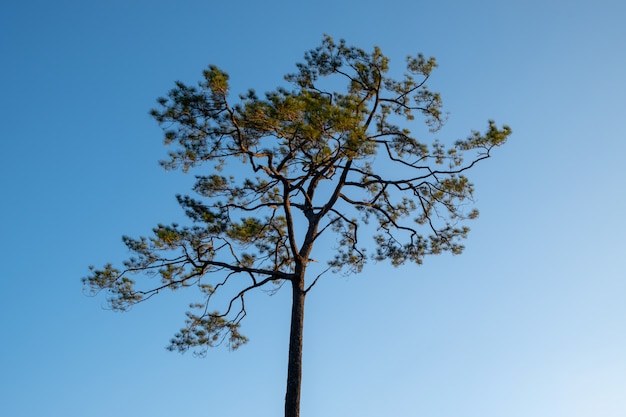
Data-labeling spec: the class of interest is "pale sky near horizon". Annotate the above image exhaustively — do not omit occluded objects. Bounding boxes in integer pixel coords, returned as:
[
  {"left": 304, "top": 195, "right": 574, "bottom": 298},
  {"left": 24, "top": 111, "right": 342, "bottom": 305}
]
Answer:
[{"left": 1, "top": 1, "right": 626, "bottom": 416}]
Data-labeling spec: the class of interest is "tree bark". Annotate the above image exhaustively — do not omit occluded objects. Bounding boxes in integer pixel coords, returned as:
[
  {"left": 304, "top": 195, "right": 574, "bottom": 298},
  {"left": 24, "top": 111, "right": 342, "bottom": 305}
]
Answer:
[{"left": 285, "top": 276, "right": 305, "bottom": 417}]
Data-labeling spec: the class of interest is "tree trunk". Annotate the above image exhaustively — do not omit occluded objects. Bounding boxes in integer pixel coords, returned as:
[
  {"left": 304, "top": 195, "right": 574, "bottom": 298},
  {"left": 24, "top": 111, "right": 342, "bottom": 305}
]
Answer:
[{"left": 285, "top": 276, "right": 305, "bottom": 417}]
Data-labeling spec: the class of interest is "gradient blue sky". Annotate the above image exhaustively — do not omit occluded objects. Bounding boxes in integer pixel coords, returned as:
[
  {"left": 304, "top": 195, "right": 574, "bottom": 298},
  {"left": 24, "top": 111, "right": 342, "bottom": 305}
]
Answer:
[{"left": 1, "top": 1, "right": 625, "bottom": 416}]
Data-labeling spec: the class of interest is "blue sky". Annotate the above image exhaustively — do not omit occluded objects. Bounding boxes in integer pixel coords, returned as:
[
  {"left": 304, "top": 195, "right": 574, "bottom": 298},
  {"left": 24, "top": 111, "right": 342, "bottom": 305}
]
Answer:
[{"left": 1, "top": 1, "right": 625, "bottom": 416}]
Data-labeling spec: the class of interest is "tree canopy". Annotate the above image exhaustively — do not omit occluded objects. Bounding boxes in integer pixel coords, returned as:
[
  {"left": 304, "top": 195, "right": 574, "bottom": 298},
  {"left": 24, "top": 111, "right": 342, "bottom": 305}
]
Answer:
[{"left": 84, "top": 35, "right": 511, "bottom": 417}]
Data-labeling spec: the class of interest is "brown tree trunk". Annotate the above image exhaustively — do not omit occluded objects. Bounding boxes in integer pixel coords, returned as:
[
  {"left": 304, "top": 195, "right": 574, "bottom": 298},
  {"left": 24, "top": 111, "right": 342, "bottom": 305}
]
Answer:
[{"left": 285, "top": 276, "right": 305, "bottom": 417}]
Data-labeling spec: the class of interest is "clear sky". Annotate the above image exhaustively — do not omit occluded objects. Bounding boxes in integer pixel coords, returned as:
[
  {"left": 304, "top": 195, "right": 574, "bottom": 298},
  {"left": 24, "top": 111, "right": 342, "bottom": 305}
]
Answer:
[{"left": 1, "top": 1, "right": 625, "bottom": 416}]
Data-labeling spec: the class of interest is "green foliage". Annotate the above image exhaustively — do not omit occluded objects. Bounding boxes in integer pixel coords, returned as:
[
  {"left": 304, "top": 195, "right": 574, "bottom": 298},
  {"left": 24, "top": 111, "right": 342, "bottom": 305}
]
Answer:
[{"left": 84, "top": 35, "right": 510, "bottom": 354}]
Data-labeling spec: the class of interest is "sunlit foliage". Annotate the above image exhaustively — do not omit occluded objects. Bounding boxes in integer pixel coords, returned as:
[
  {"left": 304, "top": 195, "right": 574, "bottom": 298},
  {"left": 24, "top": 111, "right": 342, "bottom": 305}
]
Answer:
[{"left": 84, "top": 35, "right": 510, "bottom": 417}]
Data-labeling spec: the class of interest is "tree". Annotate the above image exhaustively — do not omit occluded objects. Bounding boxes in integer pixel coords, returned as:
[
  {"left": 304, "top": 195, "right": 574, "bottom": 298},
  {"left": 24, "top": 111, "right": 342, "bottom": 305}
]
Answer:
[{"left": 83, "top": 36, "right": 511, "bottom": 417}]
